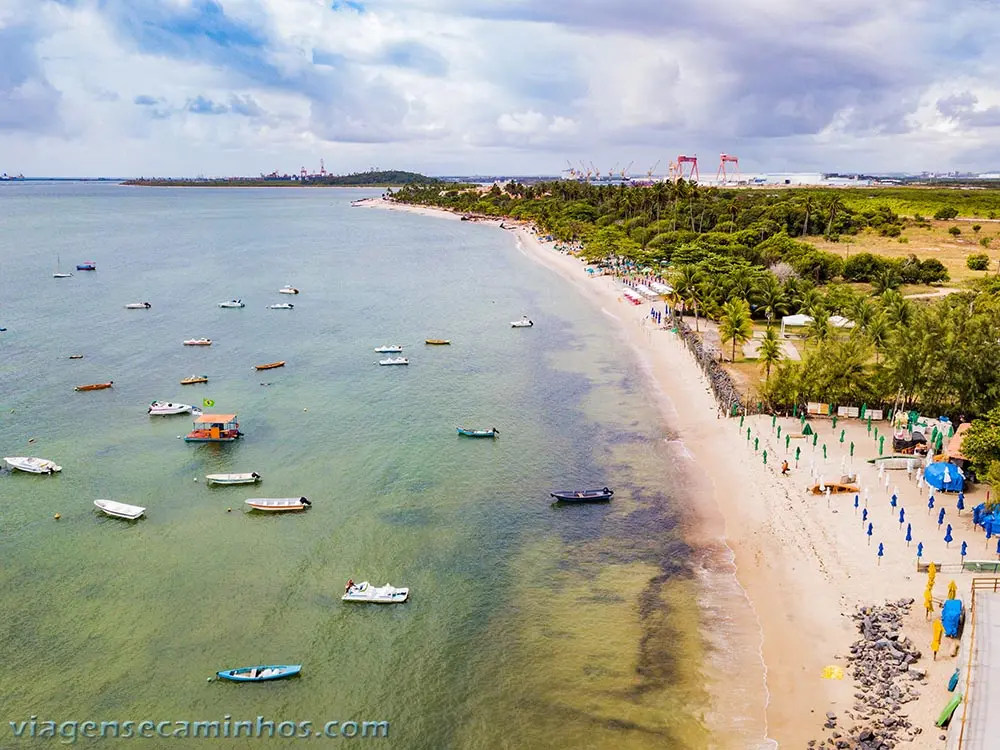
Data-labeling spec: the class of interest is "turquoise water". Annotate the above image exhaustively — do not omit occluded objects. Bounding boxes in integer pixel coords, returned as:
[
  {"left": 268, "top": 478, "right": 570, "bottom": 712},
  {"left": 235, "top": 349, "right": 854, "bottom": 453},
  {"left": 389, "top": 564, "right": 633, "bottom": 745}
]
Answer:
[{"left": 0, "top": 184, "right": 712, "bottom": 748}]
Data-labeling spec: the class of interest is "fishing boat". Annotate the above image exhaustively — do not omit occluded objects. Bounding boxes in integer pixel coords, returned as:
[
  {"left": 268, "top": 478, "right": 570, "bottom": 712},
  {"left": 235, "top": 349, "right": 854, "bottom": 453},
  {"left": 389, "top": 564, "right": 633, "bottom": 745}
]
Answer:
[
  {"left": 245, "top": 497, "right": 311, "bottom": 512},
  {"left": 425, "top": 339, "right": 450, "bottom": 345},
  {"left": 216, "top": 665, "right": 301, "bottom": 682},
  {"left": 53, "top": 256, "right": 72, "bottom": 278},
  {"left": 125, "top": 302, "right": 152, "bottom": 309},
  {"left": 808, "top": 476, "right": 860, "bottom": 495},
  {"left": 218, "top": 299, "right": 245, "bottom": 308},
  {"left": 374, "top": 345, "right": 403, "bottom": 353},
  {"left": 94, "top": 499, "right": 145, "bottom": 520},
  {"left": 511, "top": 316, "right": 534, "bottom": 328},
  {"left": 184, "top": 413, "right": 242, "bottom": 443},
  {"left": 457, "top": 427, "right": 499, "bottom": 437},
  {"left": 69, "top": 354, "right": 84, "bottom": 359},
  {"left": 4, "top": 457, "right": 62, "bottom": 474},
  {"left": 76, "top": 261, "right": 96, "bottom": 271},
  {"left": 267, "top": 303, "right": 293, "bottom": 310},
  {"left": 206, "top": 472, "right": 261, "bottom": 485},
  {"left": 75, "top": 381, "right": 113, "bottom": 391},
  {"left": 183, "top": 338, "right": 212, "bottom": 346},
  {"left": 550, "top": 487, "right": 614, "bottom": 502},
  {"left": 379, "top": 357, "right": 408, "bottom": 366},
  {"left": 180, "top": 375, "right": 208, "bottom": 385},
  {"left": 278, "top": 286, "right": 299, "bottom": 295},
  {"left": 148, "top": 401, "right": 201, "bottom": 416},
  {"left": 342, "top": 581, "right": 409, "bottom": 604},
  {"left": 255, "top": 361, "right": 285, "bottom": 371}
]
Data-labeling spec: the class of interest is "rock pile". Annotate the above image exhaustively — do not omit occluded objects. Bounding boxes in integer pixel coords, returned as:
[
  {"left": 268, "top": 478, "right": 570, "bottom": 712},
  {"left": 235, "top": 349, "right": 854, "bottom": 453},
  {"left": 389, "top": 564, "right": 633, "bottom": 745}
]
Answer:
[
  {"left": 810, "top": 599, "right": 927, "bottom": 749},
  {"left": 669, "top": 312, "right": 743, "bottom": 414}
]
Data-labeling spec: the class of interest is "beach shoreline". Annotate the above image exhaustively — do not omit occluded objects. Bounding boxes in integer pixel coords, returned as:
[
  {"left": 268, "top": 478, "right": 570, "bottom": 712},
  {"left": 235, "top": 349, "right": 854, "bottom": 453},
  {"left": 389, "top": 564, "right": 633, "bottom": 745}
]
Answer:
[{"left": 357, "top": 196, "right": 975, "bottom": 749}]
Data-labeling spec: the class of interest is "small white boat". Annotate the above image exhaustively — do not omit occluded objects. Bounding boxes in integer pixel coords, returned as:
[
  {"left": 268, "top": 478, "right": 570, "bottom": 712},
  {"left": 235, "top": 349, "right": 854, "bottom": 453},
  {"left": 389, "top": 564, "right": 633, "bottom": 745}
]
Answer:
[
  {"left": 94, "top": 499, "right": 145, "bottom": 520},
  {"left": 511, "top": 316, "right": 534, "bottom": 328},
  {"left": 374, "top": 345, "right": 403, "bottom": 353},
  {"left": 245, "top": 497, "right": 311, "bottom": 512},
  {"left": 279, "top": 286, "right": 299, "bottom": 295},
  {"left": 4, "top": 456, "right": 62, "bottom": 474},
  {"left": 148, "top": 401, "right": 201, "bottom": 416},
  {"left": 206, "top": 472, "right": 261, "bottom": 485},
  {"left": 379, "top": 357, "right": 408, "bottom": 366},
  {"left": 342, "top": 581, "right": 409, "bottom": 604},
  {"left": 125, "top": 302, "right": 152, "bottom": 309},
  {"left": 183, "top": 338, "right": 212, "bottom": 346},
  {"left": 53, "top": 272, "right": 73, "bottom": 279},
  {"left": 267, "top": 303, "right": 294, "bottom": 310},
  {"left": 218, "top": 299, "right": 245, "bottom": 308}
]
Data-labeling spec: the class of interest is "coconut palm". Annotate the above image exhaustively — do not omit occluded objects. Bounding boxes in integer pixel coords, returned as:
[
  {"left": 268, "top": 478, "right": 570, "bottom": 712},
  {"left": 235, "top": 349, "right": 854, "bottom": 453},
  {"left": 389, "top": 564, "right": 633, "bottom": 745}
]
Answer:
[
  {"left": 806, "top": 309, "right": 832, "bottom": 344},
  {"left": 671, "top": 264, "right": 705, "bottom": 331},
  {"left": 881, "top": 290, "right": 913, "bottom": 328},
  {"left": 758, "top": 325, "right": 784, "bottom": 382},
  {"left": 756, "top": 275, "right": 788, "bottom": 327},
  {"left": 866, "top": 312, "right": 891, "bottom": 363},
  {"left": 719, "top": 299, "right": 754, "bottom": 362}
]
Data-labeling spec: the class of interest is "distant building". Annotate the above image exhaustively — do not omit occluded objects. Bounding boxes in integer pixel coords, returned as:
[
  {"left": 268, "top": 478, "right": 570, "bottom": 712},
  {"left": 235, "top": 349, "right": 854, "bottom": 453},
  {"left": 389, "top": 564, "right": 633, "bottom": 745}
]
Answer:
[{"left": 977, "top": 173, "right": 1000, "bottom": 179}]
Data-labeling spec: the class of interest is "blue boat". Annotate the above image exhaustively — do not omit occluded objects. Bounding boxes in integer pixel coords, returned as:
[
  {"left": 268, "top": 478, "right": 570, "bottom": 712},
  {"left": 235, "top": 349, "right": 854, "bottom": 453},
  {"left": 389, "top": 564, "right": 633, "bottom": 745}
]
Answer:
[
  {"left": 457, "top": 427, "right": 499, "bottom": 438},
  {"left": 76, "top": 261, "right": 96, "bottom": 271},
  {"left": 216, "top": 664, "right": 301, "bottom": 682},
  {"left": 550, "top": 487, "right": 614, "bottom": 503}
]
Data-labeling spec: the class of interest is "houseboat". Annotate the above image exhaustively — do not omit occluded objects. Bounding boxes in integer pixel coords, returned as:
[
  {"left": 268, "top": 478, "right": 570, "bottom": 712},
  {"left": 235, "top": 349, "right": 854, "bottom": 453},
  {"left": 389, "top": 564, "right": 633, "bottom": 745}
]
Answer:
[{"left": 184, "top": 413, "right": 242, "bottom": 443}]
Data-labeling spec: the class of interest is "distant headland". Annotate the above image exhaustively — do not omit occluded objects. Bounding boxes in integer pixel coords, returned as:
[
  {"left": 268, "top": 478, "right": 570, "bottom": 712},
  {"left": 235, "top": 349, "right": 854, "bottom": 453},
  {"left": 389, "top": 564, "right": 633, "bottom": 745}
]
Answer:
[{"left": 122, "top": 169, "right": 439, "bottom": 188}]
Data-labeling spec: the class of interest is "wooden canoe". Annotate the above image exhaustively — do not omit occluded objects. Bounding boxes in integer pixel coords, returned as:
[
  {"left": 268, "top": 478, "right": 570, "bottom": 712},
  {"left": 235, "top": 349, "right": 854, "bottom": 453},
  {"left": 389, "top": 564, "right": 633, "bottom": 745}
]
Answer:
[
  {"left": 216, "top": 664, "right": 301, "bottom": 682},
  {"left": 255, "top": 361, "right": 285, "bottom": 371},
  {"left": 809, "top": 482, "right": 859, "bottom": 495},
  {"left": 75, "top": 381, "right": 113, "bottom": 391},
  {"left": 180, "top": 375, "right": 208, "bottom": 385},
  {"left": 425, "top": 339, "right": 451, "bottom": 345}
]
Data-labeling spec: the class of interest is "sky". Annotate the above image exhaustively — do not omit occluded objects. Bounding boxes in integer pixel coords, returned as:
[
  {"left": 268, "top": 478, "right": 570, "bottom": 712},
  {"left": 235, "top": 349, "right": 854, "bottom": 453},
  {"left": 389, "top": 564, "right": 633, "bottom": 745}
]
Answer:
[{"left": 2, "top": 0, "right": 1000, "bottom": 177}]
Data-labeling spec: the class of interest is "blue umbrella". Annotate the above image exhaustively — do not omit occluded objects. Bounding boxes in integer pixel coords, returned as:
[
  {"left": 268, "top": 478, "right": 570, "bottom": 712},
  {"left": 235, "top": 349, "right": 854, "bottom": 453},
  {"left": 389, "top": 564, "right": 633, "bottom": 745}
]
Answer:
[
  {"left": 945, "top": 524, "right": 953, "bottom": 547},
  {"left": 863, "top": 508, "right": 869, "bottom": 524},
  {"left": 928, "top": 495, "right": 935, "bottom": 512},
  {"left": 996, "top": 537, "right": 1000, "bottom": 558},
  {"left": 958, "top": 493, "right": 965, "bottom": 514},
  {"left": 877, "top": 542, "right": 884, "bottom": 565},
  {"left": 917, "top": 542, "right": 924, "bottom": 559},
  {"left": 906, "top": 523, "right": 912, "bottom": 545},
  {"left": 854, "top": 495, "right": 859, "bottom": 513},
  {"left": 891, "top": 493, "right": 897, "bottom": 509},
  {"left": 899, "top": 508, "right": 905, "bottom": 528},
  {"left": 987, "top": 524, "right": 993, "bottom": 541},
  {"left": 961, "top": 541, "right": 968, "bottom": 561},
  {"left": 867, "top": 522, "right": 874, "bottom": 545},
  {"left": 938, "top": 508, "right": 946, "bottom": 528}
]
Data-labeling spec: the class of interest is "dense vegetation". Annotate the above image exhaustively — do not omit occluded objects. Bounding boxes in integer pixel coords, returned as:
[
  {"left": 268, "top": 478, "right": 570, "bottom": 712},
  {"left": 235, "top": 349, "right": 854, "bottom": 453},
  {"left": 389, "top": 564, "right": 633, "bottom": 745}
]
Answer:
[{"left": 125, "top": 170, "right": 437, "bottom": 187}]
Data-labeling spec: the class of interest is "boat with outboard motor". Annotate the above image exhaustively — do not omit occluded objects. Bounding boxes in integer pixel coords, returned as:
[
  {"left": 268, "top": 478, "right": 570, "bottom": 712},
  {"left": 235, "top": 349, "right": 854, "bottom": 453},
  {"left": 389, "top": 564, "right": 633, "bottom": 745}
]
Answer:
[
  {"left": 279, "top": 286, "right": 299, "bottom": 295},
  {"left": 511, "top": 316, "right": 534, "bottom": 328},
  {"left": 206, "top": 472, "right": 261, "bottom": 485},
  {"left": 183, "top": 338, "right": 212, "bottom": 346},
  {"left": 457, "top": 427, "right": 499, "bottom": 437},
  {"left": 245, "top": 497, "right": 310, "bottom": 512},
  {"left": 267, "top": 303, "right": 293, "bottom": 309},
  {"left": 342, "top": 580, "right": 409, "bottom": 603},
  {"left": 125, "top": 302, "right": 151, "bottom": 309},
  {"left": 374, "top": 345, "right": 402, "bottom": 353},
  {"left": 255, "top": 361, "right": 285, "bottom": 371},
  {"left": 75, "top": 381, "right": 113, "bottom": 391},
  {"left": 550, "top": 487, "right": 614, "bottom": 503},
  {"left": 94, "top": 499, "right": 146, "bottom": 520},
  {"left": 180, "top": 375, "right": 208, "bottom": 385},
  {"left": 218, "top": 299, "right": 245, "bottom": 308},
  {"left": 76, "top": 261, "right": 96, "bottom": 271},
  {"left": 148, "top": 401, "right": 201, "bottom": 416},
  {"left": 379, "top": 357, "right": 408, "bottom": 366},
  {"left": 4, "top": 456, "right": 62, "bottom": 474}
]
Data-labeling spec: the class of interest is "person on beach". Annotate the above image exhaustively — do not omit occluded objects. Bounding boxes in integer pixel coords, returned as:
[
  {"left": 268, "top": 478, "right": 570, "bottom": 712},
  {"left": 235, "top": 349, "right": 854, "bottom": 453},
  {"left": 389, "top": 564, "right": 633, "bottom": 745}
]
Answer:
[{"left": 781, "top": 460, "right": 790, "bottom": 476}]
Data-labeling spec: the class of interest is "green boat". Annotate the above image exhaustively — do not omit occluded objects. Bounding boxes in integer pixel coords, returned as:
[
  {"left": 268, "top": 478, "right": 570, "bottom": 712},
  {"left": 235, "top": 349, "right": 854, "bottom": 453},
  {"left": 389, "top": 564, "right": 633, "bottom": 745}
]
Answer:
[{"left": 457, "top": 427, "right": 499, "bottom": 438}]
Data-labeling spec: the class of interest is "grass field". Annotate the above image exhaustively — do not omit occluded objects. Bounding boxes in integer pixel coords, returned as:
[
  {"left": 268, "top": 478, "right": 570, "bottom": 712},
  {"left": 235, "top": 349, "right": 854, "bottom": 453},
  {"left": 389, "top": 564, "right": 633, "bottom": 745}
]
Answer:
[{"left": 814, "top": 186, "right": 1000, "bottom": 219}]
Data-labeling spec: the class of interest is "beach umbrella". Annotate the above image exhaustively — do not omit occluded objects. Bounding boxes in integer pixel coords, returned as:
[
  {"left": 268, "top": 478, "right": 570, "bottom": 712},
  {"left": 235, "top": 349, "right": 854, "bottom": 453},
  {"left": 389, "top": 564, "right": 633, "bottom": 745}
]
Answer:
[
  {"left": 762, "top": 450, "right": 767, "bottom": 465},
  {"left": 928, "top": 495, "right": 935, "bottom": 513},
  {"left": 754, "top": 437, "right": 759, "bottom": 452},
  {"left": 874, "top": 426, "right": 879, "bottom": 440},
  {"left": 771, "top": 415, "right": 776, "bottom": 430},
  {"left": 839, "top": 429, "right": 845, "bottom": 444},
  {"left": 948, "top": 580, "right": 957, "bottom": 600},
  {"left": 961, "top": 541, "right": 968, "bottom": 564},
  {"left": 863, "top": 508, "right": 869, "bottom": 524},
  {"left": 823, "top": 444, "right": 827, "bottom": 461},
  {"left": 867, "top": 416, "right": 872, "bottom": 434},
  {"left": 740, "top": 415, "right": 744, "bottom": 429},
  {"left": 777, "top": 426, "right": 782, "bottom": 439},
  {"left": 923, "top": 587, "right": 933, "bottom": 617},
  {"left": 929, "top": 561, "right": 937, "bottom": 586},
  {"left": 917, "top": 542, "right": 924, "bottom": 559},
  {"left": 813, "top": 433, "right": 818, "bottom": 447},
  {"left": 747, "top": 428, "right": 751, "bottom": 441},
  {"left": 879, "top": 436, "right": 885, "bottom": 456},
  {"left": 832, "top": 415, "right": 838, "bottom": 429},
  {"left": 850, "top": 441, "right": 855, "bottom": 457},
  {"left": 793, "top": 404, "right": 798, "bottom": 417},
  {"left": 795, "top": 446, "right": 801, "bottom": 465},
  {"left": 854, "top": 495, "right": 860, "bottom": 513},
  {"left": 867, "top": 522, "right": 873, "bottom": 544},
  {"left": 891, "top": 493, "right": 898, "bottom": 508},
  {"left": 878, "top": 542, "right": 884, "bottom": 565},
  {"left": 945, "top": 524, "right": 953, "bottom": 547},
  {"left": 899, "top": 508, "right": 905, "bottom": 527},
  {"left": 957, "top": 493, "right": 965, "bottom": 514},
  {"left": 938, "top": 508, "right": 946, "bottom": 528},
  {"left": 932, "top": 619, "right": 943, "bottom": 660},
  {"left": 785, "top": 434, "right": 790, "bottom": 451},
  {"left": 906, "top": 523, "right": 912, "bottom": 545}
]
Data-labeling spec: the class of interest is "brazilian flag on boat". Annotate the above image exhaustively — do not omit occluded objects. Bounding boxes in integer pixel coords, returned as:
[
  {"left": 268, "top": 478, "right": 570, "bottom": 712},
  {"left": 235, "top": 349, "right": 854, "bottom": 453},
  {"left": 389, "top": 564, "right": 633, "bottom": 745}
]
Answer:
[{"left": 203, "top": 399, "right": 214, "bottom": 407}]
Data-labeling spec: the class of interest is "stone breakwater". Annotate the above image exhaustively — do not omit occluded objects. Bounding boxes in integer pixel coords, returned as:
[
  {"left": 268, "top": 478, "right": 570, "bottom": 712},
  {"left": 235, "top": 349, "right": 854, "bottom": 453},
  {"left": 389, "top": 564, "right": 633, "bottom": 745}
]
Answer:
[
  {"left": 810, "top": 599, "right": 929, "bottom": 750},
  {"left": 668, "top": 311, "right": 743, "bottom": 414}
]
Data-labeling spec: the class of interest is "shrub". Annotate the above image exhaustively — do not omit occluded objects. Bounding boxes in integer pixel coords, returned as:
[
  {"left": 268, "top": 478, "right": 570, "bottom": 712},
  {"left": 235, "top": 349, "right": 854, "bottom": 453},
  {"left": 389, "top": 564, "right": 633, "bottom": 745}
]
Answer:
[
  {"left": 980, "top": 236, "right": 992, "bottom": 249},
  {"left": 967, "top": 253, "right": 990, "bottom": 271},
  {"left": 880, "top": 224, "right": 902, "bottom": 237},
  {"left": 973, "top": 224, "right": 982, "bottom": 233},
  {"left": 843, "top": 252, "right": 885, "bottom": 282},
  {"left": 934, "top": 206, "right": 959, "bottom": 220},
  {"left": 948, "top": 226, "right": 962, "bottom": 236},
  {"left": 918, "top": 258, "right": 948, "bottom": 283}
]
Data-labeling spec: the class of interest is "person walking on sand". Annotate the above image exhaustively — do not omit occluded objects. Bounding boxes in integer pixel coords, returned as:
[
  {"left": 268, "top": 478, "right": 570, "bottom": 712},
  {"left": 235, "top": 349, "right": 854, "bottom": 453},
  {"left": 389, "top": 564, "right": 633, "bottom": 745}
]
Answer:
[{"left": 781, "top": 460, "right": 790, "bottom": 476}]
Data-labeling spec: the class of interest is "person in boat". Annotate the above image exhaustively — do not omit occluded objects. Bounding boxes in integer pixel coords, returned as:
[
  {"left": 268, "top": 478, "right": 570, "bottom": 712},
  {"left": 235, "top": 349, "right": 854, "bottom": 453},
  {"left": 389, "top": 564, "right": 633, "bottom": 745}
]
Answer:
[
  {"left": 345, "top": 579, "right": 354, "bottom": 594},
  {"left": 781, "top": 460, "right": 790, "bottom": 476}
]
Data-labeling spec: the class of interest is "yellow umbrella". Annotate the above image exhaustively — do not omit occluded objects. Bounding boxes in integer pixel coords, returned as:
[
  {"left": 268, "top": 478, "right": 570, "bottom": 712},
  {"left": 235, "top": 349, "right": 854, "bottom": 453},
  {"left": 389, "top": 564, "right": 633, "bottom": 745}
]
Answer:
[
  {"left": 931, "top": 619, "right": 944, "bottom": 659},
  {"left": 924, "top": 588, "right": 934, "bottom": 617},
  {"left": 948, "top": 580, "right": 957, "bottom": 600},
  {"left": 928, "top": 562, "right": 937, "bottom": 588}
]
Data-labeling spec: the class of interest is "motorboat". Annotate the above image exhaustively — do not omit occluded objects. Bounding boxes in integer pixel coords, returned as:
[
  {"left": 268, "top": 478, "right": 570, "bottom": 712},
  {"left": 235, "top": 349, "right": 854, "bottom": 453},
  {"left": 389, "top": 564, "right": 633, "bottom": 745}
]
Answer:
[
  {"left": 180, "top": 375, "right": 208, "bottom": 385},
  {"left": 216, "top": 665, "right": 301, "bottom": 682},
  {"left": 267, "top": 303, "right": 293, "bottom": 309},
  {"left": 183, "top": 338, "right": 212, "bottom": 346},
  {"left": 379, "top": 357, "right": 408, "bottom": 366},
  {"left": 76, "top": 262, "right": 96, "bottom": 271},
  {"left": 125, "top": 302, "right": 151, "bottom": 309},
  {"left": 374, "top": 345, "right": 403, "bottom": 353},
  {"left": 245, "top": 497, "right": 311, "bottom": 512},
  {"left": 75, "top": 381, "right": 113, "bottom": 391},
  {"left": 185, "top": 413, "right": 242, "bottom": 443},
  {"left": 457, "top": 427, "right": 499, "bottom": 437},
  {"left": 511, "top": 316, "right": 534, "bottom": 328},
  {"left": 94, "top": 499, "right": 145, "bottom": 520},
  {"left": 425, "top": 339, "right": 450, "bottom": 345},
  {"left": 148, "top": 401, "right": 201, "bottom": 416},
  {"left": 550, "top": 487, "right": 614, "bottom": 503},
  {"left": 255, "top": 361, "right": 285, "bottom": 370},
  {"left": 4, "top": 457, "right": 62, "bottom": 474},
  {"left": 342, "top": 581, "right": 409, "bottom": 604},
  {"left": 206, "top": 472, "right": 261, "bottom": 485},
  {"left": 278, "top": 286, "right": 299, "bottom": 295},
  {"left": 218, "top": 299, "right": 245, "bottom": 308},
  {"left": 69, "top": 354, "right": 84, "bottom": 359}
]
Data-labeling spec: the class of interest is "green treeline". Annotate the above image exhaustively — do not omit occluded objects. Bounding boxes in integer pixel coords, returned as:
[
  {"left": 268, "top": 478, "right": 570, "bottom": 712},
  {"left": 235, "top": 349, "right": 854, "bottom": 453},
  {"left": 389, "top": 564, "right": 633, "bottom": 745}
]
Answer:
[
  {"left": 392, "top": 180, "right": 1000, "bottom": 423},
  {"left": 125, "top": 170, "right": 437, "bottom": 187}
]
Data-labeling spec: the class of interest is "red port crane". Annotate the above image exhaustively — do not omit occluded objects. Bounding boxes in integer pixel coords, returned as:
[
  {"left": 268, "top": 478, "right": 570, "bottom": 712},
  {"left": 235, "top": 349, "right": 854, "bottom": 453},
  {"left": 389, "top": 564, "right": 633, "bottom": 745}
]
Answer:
[
  {"left": 676, "top": 155, "right": 699, "bottom": 182},
  {"left": 716, "top": 153, "right": 740, "bottom": 185}
]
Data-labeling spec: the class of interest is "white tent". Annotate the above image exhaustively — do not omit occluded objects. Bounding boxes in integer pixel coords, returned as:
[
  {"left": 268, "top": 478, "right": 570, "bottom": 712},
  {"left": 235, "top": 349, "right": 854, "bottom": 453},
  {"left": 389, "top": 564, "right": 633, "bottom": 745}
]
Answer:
[
  {"left": 829, "top": 315, "right": 855, "bottom": 329},
  {"left": 780, "top": 314, "right": 813, "bottom": 337}
]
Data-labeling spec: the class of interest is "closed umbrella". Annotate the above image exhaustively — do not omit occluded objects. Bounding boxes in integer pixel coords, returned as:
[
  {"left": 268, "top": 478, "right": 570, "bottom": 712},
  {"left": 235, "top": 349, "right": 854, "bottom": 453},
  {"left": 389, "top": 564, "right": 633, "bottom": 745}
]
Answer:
[
  {"left": 906, "top": 523, "right": 912, "bottom": 545},
  {"left": 938, "top": 508, "right": 946, "bottom": 528},
  {"left": 928, "top": 495, "right": 935, "bottom": 513},
  {"left": 899, "top": 508, "right": 905, "bottom": 528},
  {"left": 917, "top": 541, "right": 924, "bottom": 560},
  {"left": 948, "top": 580, "right": 957, "bottom": 600},
  {"left": 961, "top": 541, "right": 968, "bottom": 564},
  {"left": 923, "top": 587, "right": 933, "bottom": 618},
  {"left": 891, "top": 493, "right": 898, "bottom": 509},
  {"left": 878, "top": 542, "right": 884, "bottom": 565},
  {"left": 867, "top": 522, "right": 874, "bottom": 545},
  {"left": 945, "top": 524, "right": 953, "bottom": 547},
  {"left": 862, "top": 508, "right": 869, "bottom": 524},
  {"left": 957, "top": 492, "right": 965, "bottom": 514},
  {"left": 854, "top": 495, "right": 860, "bottom": 514}
]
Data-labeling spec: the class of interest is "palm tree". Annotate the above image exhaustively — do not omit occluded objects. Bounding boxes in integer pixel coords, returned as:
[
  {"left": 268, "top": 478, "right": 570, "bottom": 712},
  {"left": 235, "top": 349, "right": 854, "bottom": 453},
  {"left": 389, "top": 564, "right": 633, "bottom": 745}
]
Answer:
[
  {"left": 671, "top": 264, "right": 705, "bottom": 331},
  {"left": 797, "top": 287, "right": 824, "bottom": 315},
  {"left": 801, "top": 195, "right": 814, "bottom": 237},
  {"left": 806, "top": 309, "right": 832, "bottom": 344},
  {"left": 756, "top": 275, "right": 788, "bottom": 327},
  {"left": 758, "top": 325, "right": 783, "bottom": 382},
  {"left": 825, "top": 195, "right": 846, "bottom": 236},
  {"left": 866, "top": 312, "right": 891, "bottom": 363},
  {"left": 719, "top": 299, "right": 753, "bottom": 362},
  {"left": 871, "top": 266, "right": 901, "bottom": 296},
  {"left": 881, "top": 290, "right": 913, "bottom": 327}
]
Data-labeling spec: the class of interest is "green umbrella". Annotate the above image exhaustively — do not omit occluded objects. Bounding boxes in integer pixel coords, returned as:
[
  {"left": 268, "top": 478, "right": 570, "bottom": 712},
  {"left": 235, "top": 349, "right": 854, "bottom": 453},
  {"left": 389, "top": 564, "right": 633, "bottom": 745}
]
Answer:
[
  {"left": 754, "top": 437, "right": 759, "bottom": 452},
  {"left": 832, "top": 416, "right": 838, "bottom": 430},
  {"left": 747, "top": 427, "right": 751, "bottom": 441},
  {"left": 740, "top": 415, "right": 745, "bottom": 429},
  {"left": 850, "top": 441, "right": 855, "bottom": 457},
  {"left": 785, "top": 434, "right": 791, "bottom": 451},
  {"left": 839, "top": 429, "right": 845, "bottom": 443},
  {"left": 823, "top": 444, "right": 827, "bottom": 460},
  {"left": 762, "top": 450, "right": 767, "bottom": 465},
  {"left": 813, "top": 433, "right": 819, "bottom": 446},
  {"left": 777, "top": 425, "right": 782, "bottom": 439}
]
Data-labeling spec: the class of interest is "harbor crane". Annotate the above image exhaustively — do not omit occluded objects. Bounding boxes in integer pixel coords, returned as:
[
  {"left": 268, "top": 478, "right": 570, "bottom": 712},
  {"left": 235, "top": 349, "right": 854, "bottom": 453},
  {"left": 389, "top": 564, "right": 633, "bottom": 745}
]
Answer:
[
  {"left": 671, "top": 155, "right": 699, "bottom": 183},
  {"left": 716, "top": 153, "right": 739, "bottom": 184},
  {"left": 646, "top": 160, "right": 660, "bottom": 180},
  {"left": 620, "top": 161, "right": 634, "bottom": 180},
  {"left": 319, "top": 158, "right": 327, "bottom": 177}
]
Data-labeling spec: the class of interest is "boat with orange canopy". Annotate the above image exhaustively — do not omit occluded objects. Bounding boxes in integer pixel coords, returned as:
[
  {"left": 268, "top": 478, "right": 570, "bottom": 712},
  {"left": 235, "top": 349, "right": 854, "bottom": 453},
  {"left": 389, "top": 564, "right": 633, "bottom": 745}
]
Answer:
[{"left": 184, "top": 413, "right": 242, "bottom": 443}]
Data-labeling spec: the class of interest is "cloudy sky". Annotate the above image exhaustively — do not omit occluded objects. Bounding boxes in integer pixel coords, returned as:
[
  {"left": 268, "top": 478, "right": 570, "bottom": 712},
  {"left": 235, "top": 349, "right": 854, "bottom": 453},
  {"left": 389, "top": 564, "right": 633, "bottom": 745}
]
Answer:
[{"left": 1, "top": 0, "right": 999, "bottom": 177}]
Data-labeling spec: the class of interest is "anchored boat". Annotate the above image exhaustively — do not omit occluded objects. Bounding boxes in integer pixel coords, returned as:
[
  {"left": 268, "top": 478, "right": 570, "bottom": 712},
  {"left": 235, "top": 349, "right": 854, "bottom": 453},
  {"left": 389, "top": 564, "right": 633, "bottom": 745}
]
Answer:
[
  {"left": 184, "top": 413, "right": 242, "bottom": 443},
  {"left": 76, "top": 261, "right": 96, "bottom": 271},
  {"left": 267, "top": 303, "right": 293, "bottom": 310},
  {"left": 457, "top": 427, "right": 499, "bottom": 437},
  {"left": 278, "top": 286, "right": 299, "bottom": 295},
  {"left": 511, "top": 316, "right": 534, "bottom": 328},
  {"left": 342, "top": 581, "right": 409, "bottom": 604},
  {"left": 379, "top": 357, "right": 408, "bottom": 366},
  {"left": 4, "top": 457, "right": 62, "bottom": 474},
  {"left": 148, "top": 401, "right": 201, "bottom": 416},
  {"left": 218, "top": 299, "right": 245, "bottom": 308},
  {"left": 254, "top": 361, "right": 285, "bottom": 371},
  {"left": 125, "top": 302, "right": 151, "bottom": 309},
  {"left": 216, "top": 665, "right": 301, "bottom": 682},
  {"left": 206, "top": 472, "right": 261, "bottom": 485},
  {"left": 180, "top": 375, "right": 208, "bottom": 385},
  {"left": 425, "top": 339, "right": 450, "bottom": 345},
  {"left": 550, "top": 487, "right": 614, "bottom": 503},
  {"left": 94, "top": 499, "right": 146, "bottom": 520},
  {"left": 245, "top": 497, "right": 311, "bottom": 512},
  {"left": 374, "top": 345, "right": 402, "bottom": 353},
  {"left": 75, "top": 381, "right": 113, "bottom": 391},
  {"left": 183, "top": 338, "right": 212, "bottom": 346}
]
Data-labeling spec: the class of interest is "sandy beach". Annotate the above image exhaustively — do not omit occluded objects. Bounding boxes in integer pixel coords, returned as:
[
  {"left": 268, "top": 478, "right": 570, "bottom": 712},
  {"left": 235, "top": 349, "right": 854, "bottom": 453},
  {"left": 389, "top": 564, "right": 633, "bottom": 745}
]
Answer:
[{"left": 357, "top": 197, "right": 983, "bottom": 748}]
